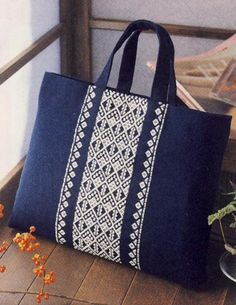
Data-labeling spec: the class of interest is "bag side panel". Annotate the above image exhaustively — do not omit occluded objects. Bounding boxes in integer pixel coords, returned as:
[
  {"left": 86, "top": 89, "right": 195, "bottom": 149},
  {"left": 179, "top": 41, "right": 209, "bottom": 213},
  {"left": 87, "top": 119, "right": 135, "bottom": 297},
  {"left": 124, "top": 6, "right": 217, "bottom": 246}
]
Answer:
[
  {"left": 138, "top": 106, "right": 231, "bottom": 286},
  {"left": 9, "top": 73, "right": 91, "bottom": 241}
]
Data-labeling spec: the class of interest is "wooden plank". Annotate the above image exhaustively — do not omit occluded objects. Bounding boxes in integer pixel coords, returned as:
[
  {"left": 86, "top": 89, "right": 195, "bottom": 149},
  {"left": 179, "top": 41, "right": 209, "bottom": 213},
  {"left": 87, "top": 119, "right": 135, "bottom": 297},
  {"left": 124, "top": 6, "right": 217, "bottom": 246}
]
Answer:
[
  {"left": 60, "top": 0, "right": 73, "bottom": 75},
  {"left": 0, "top": 166, "right": 22, "bottom": 257},
  {"left": 222, "top": 159, "right": 236, "bottom": 174},
  {"left": 71, "top": 301, "right": 108, "bottom": 305},
  {"left": 0, "top": 157, "right": 24, "bottom": 192},
  {"left": 0, "top": 237, "right": 56, "bottom": 291},
  {"left": 72, "top": 0, "right": 92, "bottom": 81},
  {"left": 223, "top": 282, "right": 236, "bottom": 305},
  {"left": 0, "top": 292, "right": 105, "bottom": 305},
  {"left": 0, "top": 24, "right": 65, "bottom": 85},
  {"left": 121, "top": 271, "right": 178, "bottom": 305},
  {"left": 89, "top": 18, "right": 236, "bottom": 40},
  {"left": 76, "top": 258, "right": 135, "bottom": 305},
  {"left": 28, "top": 245, "right": 94, "bottom": 297},
  {"left": 22, "top": 293, "right": 108, "bottom": 305},
  {"left": 0, "top": 292, "right": 24, "bottom": 305},
  {"left": 171, "top": 283, "right": 225, "bottom": 305},
  {"left": 222, "top": 139, "right": 236, "bottom": 173},
  {"left": 177, "top": 81, "right": 205, "bottom": 111},
  {"left": 0, "top": 165, "right": 21, "bottom": 221},
  {"left": 20, "top": 294, "right": 72, "bottom": 305}
]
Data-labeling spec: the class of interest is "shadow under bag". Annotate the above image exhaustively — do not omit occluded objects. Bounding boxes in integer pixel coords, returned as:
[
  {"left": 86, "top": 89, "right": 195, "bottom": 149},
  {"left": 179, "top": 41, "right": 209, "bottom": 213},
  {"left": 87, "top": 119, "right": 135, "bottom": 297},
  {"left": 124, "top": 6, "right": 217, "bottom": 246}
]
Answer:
[{"left": 9, "top": 20, "right": 231, "bottom": 287}]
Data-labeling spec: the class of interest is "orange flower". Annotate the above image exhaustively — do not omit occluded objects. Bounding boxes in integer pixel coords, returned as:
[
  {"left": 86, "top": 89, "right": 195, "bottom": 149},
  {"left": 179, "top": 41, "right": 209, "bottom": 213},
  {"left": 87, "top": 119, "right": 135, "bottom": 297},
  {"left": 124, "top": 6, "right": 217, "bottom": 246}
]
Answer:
[
  {"left": 44, "top": 271, "right": 56, "bottom": 285},
  {"left": 12, "top": 226, "right": 55, "bottom": 302},
  {"left": 0, "top": 241, "right": 9, "bottom": 253},
  {"left": 32, "top": 253, "right": 47, "bottom": 266},
  {"left": 13, "top": 228, "right": 40, "bottom": 252},
  {"left": 44, "top": 293, "right": 49, "bottom": 300},
  {"left": 36, "top": 294, "right": 42, "bottom": 303},
  {"left": 33, "top": 265, "right": 46, "bottom": 277},
  {"left": 0, "top": 203, "right": 4, "bottom": 218},
  {"left": 0, "top": 265, "right": 6, "bottom": 273},
  {"left": 36, "top": 291, "right": 50, "bottom": 303}
]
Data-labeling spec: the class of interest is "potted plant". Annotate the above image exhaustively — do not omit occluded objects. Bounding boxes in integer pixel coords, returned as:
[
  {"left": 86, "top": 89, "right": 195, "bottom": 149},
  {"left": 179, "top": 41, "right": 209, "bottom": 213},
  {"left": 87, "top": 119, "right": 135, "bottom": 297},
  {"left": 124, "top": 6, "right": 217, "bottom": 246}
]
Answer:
[{"left": 208, "top": 189, "right": 236, "bottom": 282}]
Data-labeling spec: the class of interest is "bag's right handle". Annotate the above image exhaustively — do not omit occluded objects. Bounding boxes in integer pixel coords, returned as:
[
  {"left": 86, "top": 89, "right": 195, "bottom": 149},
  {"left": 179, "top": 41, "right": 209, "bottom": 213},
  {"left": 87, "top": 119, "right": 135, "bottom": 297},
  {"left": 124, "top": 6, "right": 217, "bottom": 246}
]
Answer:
[
  {"left": 95, "top": 20, "right": 176, "bottom": 103},
  {"left": 117, "top": 29, "right": 177, "bottom": 105}
]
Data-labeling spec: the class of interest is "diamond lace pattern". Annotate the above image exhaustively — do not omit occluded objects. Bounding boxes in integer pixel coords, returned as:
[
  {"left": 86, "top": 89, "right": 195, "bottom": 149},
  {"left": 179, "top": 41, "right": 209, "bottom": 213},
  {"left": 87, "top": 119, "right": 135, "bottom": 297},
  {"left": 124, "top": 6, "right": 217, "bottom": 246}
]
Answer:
[{"left": 72, "top": 89, "right": 148, "bottom": 262}]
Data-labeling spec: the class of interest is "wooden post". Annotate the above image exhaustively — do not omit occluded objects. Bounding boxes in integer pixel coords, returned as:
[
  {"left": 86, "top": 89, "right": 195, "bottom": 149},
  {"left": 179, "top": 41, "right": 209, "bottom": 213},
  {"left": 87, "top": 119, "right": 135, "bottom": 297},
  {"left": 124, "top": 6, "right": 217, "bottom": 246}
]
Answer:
[
  {"left": 60, "top": 0, "right": 73, "bottom": 75},
  {"left": 72, "top": 0, "right": 92, "bottom": 81}
]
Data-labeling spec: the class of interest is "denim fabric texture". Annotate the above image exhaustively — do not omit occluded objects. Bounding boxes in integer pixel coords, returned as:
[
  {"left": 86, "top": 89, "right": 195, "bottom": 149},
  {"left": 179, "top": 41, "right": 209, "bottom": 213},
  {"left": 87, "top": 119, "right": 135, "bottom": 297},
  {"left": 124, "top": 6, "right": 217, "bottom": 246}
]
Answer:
[{"left": 9, "top": 20, "right": 231, "bottom": 287}]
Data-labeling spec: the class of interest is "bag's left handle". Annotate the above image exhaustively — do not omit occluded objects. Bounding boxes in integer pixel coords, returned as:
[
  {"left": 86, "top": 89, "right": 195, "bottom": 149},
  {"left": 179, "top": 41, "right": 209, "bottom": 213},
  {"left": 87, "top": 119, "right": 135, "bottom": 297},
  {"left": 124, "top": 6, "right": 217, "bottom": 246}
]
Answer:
[{"left": 95, "top": 20, "right": 176, "bottom": 103}]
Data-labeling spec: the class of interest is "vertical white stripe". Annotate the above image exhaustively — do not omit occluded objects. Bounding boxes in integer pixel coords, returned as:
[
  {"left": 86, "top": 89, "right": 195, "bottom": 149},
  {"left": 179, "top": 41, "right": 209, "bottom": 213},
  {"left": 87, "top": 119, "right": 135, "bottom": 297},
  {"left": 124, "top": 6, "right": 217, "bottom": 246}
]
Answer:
[
  {"left": 55, "top": 85, "right": 95, "bottom": 243},
  {"left": 136, "top": 105, "right": 168, "bottom": 269}
]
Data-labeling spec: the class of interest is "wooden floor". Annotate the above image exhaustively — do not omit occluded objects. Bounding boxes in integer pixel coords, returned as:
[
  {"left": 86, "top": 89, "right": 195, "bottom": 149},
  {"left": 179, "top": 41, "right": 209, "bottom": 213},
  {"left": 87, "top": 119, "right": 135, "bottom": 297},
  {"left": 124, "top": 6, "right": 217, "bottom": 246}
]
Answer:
[{"left": 0, "top": 173, "right": 235, "bottom": 305}]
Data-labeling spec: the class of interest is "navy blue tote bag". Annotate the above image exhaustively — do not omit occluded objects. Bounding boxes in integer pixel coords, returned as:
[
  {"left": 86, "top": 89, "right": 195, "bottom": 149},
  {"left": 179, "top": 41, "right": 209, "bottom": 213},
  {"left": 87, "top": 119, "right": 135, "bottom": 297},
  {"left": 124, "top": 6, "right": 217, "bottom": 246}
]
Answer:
[{"left": 9, "top": 20, "right": 231, "bottom": 287}]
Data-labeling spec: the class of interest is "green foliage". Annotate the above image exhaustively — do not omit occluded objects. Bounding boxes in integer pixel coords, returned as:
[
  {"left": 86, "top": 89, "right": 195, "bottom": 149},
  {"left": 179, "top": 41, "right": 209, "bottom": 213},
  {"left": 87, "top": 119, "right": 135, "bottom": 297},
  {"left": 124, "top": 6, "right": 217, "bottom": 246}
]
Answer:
[
  {"left": 229, "top": 213, "right": 236, "bottom": 229},
  {"left": 208, "top": 201, "right": 236, "bottom": 225},
  {"left": 224, "top": 190, "right": 236, "bottom": 197},
  {"left": 208, "top": 187, "right": 236, "bottom": 255},
  {"left": 230, "top": 222, "right": 236, "bottom": 228},
  {"left": 225, "top": 243, "right": 236, "bottom": 255}
]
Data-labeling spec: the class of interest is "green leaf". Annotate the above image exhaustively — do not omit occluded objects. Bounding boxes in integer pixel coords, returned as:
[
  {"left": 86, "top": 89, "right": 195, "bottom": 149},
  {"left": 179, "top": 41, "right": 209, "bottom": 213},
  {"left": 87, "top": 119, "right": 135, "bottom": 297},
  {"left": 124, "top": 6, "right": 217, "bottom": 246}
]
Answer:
[
  {"left": 225, "top": 243, "right": 236, "bottom": 255},
  {"left": 222, "top": 191, "right": 236, "bottom": 200},
  {"left": 208, "top": 213, "right": 220, "bottom": 225},
  {"left": 208, "top": 202, "right": 236, "bottom": 225},
  {"left": 223, "top": 191, "right": 236, "bottom": 195},
  {"left": 230, "top": 180, "right": 236, "bottom": 190},
  {"left": 230, "top": 222, "right": 236, "bottom": 228}
]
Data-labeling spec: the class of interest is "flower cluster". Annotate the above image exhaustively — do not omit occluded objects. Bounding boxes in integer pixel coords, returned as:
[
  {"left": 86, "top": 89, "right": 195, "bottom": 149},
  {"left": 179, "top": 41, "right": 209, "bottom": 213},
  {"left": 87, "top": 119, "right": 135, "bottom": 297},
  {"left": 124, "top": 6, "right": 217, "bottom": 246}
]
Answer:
[
  {"left": 0, "top": 203, "right": 7, "bottom": 273},
  {"left": 44, "top": 271, "right": 55, "bottom": 285},
  {"left": 33, "top": 253, "right": 55, "bottom": 303},
  {"left": 0, "top": 240, "right": 9, "bottom": 272},
  {"left": 0, "top": 203, "right": 4, "bottom": 218},
  {"left": 34, "top": 256, "right": 56, "bottom": 304},
  {"left": 12, "top": 226, "right": 56, "bottom": 303},
  {"left": 0, "top": 241, "right": 9, "bottom": 253},
  {"left": 32, "top": 253, "right": 47, "bottom": 266},
  {"left": 0, "top": 201, "right": 56, "bottom": 303},
  {"left": 13, "top": 226, "right": 40, "bottom": 252},
  {"left": 36, "top": 291, "right": 49, "bottom": 303},
  {"left": 0, "top": 265, "right": 6, "bottom": 273}
]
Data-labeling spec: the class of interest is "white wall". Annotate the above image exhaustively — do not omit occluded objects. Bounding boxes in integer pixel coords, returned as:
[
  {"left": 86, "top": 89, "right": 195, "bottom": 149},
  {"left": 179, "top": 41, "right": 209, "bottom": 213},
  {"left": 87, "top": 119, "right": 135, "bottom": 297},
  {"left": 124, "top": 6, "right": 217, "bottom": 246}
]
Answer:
[
  {"left": 92, "top": 0, "right": 236, "bottom": 29},
  {"left": 91, "top": 0, "right": 235, "bottom": 94},
  {"left": 0, "top": 0, "right": 60, "bottom": 182}
]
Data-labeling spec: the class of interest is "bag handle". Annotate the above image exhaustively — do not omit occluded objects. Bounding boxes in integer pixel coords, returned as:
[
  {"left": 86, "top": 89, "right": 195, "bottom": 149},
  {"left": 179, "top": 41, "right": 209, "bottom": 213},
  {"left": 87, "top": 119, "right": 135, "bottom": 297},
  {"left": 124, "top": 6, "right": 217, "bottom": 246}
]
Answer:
[
  {"left": 95, "top": 20, "right": 176, "bottom": 103},
  {"left": 117, "top": 30, "right": 141, "bottom": 94},
  {"left": 117, "top": 30, "right": 176, "bottom": 105}
]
